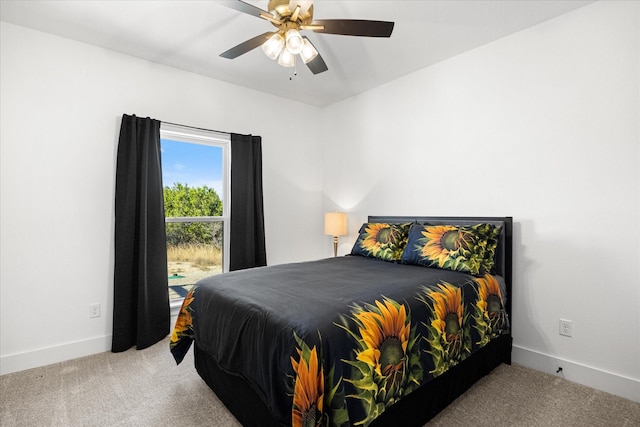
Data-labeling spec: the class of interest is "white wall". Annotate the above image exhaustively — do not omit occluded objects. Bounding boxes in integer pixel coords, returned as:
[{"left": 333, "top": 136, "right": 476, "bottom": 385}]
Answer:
[
  {"left": 321, "top": 0, "right": 639, "bottom": 401},
  {"left": 0, "top": 22, "right": 324, "bottom": 374}
]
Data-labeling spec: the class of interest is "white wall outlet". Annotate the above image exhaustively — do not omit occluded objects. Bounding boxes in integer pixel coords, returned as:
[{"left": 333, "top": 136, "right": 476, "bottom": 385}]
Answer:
[
  {"left": 89, "top": 303, "right": 101, "bottom": 318},
  {"left": 559, "top": 318, "right": 572, "bottom": 337}
]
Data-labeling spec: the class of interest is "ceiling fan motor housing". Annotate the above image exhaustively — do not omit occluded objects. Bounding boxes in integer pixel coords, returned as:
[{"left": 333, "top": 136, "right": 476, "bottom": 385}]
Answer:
[{"left": 268, "top": 0, "right": 314, "bottom": 28}]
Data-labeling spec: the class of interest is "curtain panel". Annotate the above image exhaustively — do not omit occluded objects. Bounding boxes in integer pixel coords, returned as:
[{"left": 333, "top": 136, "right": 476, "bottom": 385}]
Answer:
[
  {"left": 112, "top": 114, "right": 169, "bottom": 352},
  {"left": 230, "top": 133, "right": 267, "bottom": 271}
]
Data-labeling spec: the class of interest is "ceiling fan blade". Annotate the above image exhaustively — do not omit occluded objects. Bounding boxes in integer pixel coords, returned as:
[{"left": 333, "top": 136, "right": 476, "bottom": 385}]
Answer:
[
  {"left": 222, "top": 0, "right": 282, "bottom": 24},
  {"left": 310, "top": 19, "right": 394, "bottom": 37},
  {"left": 220, "top": 32, "right": 276, "bottom": 59},
  {"left": 306, "top": 53, "right": 328, "bottom": 75},
  {"left": 302, "top": 36, "right": 328, "bottom": 75}
]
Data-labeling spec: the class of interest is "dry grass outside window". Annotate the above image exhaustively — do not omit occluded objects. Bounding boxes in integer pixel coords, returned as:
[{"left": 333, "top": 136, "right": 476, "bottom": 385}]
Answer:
[{"left": 167, "top": 244, "right": 222, "bottom": 270}]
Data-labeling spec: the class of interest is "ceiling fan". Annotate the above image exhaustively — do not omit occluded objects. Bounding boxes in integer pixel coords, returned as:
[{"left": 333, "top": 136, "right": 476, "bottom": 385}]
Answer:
[{"left": 220, "top": 0, "right": 394, "bottom": 75}]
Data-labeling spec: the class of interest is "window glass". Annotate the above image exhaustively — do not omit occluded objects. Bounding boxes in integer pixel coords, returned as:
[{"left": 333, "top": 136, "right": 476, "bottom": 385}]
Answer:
[{"left": 160, "top": 125, "right": 230, "bottom": 302}]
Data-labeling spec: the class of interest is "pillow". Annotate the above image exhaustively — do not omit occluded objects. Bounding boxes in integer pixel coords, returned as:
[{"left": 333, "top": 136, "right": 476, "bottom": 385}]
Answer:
[
  {"left": 350, "top": 222, "right": 412, "bottom": 262},
  {"left": 475, "top": 222, "right": 502, "bottom": 274},
  {"left": 401, "top": 223, "right": 502, "bottom": 276}
]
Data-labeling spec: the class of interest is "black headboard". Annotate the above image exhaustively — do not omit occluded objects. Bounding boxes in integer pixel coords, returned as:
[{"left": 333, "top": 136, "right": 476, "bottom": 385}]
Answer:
[{"left": 368, "top": 216, "right": 513, "bottom": 318}]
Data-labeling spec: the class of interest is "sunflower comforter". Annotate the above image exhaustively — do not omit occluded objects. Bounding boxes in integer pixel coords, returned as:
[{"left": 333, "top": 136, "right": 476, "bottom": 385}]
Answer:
[{"left": 170, "top": 256, "right": 509, "bottom": 426}]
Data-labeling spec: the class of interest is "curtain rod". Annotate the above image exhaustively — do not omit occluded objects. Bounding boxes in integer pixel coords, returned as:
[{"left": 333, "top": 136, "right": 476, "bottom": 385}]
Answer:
[{"left": 161, "top": 120, "right": 230, "bottom": 136}]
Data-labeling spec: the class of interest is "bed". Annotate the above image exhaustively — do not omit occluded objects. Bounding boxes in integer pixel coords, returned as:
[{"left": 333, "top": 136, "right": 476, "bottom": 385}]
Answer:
[{"left": 170, "top": 215, "right": 513, "bottom": 426}]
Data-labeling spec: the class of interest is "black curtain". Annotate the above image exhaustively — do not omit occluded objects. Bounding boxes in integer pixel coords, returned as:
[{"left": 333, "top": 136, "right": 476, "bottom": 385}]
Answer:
[
  {"left": 230, "top": 133, "right": 267, "bottom": 271},
  {"left": 112, "top": 114, "right": 169, "bottom": 352}
]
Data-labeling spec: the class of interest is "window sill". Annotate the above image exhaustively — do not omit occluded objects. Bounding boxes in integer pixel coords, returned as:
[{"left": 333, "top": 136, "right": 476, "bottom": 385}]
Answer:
[{"left": 170, "top": 298, "right": 184, "bottom": 317}]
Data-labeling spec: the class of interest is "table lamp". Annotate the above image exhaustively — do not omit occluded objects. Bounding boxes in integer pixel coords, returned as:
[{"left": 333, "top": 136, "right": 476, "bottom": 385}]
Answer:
[{"left": 324, "top": 212, "right": 348, "bottom": 257}]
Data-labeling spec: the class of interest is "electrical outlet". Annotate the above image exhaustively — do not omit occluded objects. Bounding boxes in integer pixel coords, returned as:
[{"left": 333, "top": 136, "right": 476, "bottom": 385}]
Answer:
[
  {"left": 89, "top": 303, "right": 101, "bottom": 318},
  {"left": 559, "top": 318, "right": 572, "bottom": 337}
]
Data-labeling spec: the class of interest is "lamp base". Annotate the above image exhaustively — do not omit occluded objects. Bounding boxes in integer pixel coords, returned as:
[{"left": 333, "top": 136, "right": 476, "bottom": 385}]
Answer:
[{"left": 333, "top": 236, "right": 339, "bottom": 257}]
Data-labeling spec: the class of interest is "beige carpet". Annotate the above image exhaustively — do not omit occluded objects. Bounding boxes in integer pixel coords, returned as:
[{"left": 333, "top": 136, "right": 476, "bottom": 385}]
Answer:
[{"left": 1, "top": 338, "right": 638, "bottom": 426}]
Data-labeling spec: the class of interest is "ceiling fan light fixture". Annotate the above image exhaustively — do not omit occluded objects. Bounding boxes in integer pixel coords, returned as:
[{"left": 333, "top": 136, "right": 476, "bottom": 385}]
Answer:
[
  {"left": 277, "top": 49, "right": 296, "bottom": 67},
  {"left": 222, "top": 0, "right": 394, "bottom": 76},
  {"left": 285, "top": 29, "right": 304, "bottom": 54},
  {"left": 300, "top": 38, "right": 318, "bottom": 64},
  {"left": 261, "top": 33, "right": 285, "bottom": 60}
]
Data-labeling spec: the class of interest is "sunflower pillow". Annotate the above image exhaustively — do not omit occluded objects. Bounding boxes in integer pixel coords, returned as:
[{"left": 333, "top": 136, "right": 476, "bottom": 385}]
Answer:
[
  {"left": 350, "top": 222, "right": 412, "bottom": 262},
  {"left": 475, "top": 222, "right": 502, "bottom": 274},
  {"left": 400, "top": 223, "right": 502, "bottom": 276}
]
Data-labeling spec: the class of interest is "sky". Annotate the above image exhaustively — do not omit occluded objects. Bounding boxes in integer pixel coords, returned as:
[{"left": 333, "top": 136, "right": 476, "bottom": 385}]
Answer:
[{"left": 160, "top": 138, "right": 223, "bottom": 199}]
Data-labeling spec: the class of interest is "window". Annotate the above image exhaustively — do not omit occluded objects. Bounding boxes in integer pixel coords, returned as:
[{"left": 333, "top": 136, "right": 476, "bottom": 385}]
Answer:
[{"left": 160, "top": 123, "right": 230, "bottom": 305}]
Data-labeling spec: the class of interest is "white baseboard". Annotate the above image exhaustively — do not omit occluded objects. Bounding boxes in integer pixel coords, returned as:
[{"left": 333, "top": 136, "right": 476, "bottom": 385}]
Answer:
[
  {"left": 0, "top": 335, "right": 112, "bottom": 375},
  {"left": 512, "top": 345, "right": 640, "bottom": 402},
  {"left": 4, "top": 337, "right": 637, "bottom": 403},
  {"left": 2, "top": 312, "right": 181, "bottom": 376}
]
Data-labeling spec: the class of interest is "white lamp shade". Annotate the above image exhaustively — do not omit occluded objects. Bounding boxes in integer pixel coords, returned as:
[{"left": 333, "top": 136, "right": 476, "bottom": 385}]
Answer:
[
  {"left": 324, "top": 212, "right": 348, "bottom": 236},
  {"left": 278, "top": 49, "right": 296, "bottom": 67},
  {"left": 300, "top": 38, "right": 318, "bottom": 64},
  {"left": 285, "top": 29, "right": 304, "bottom": 54},
  {"left": 261, "top": 33, "right": 284, "bottom": 60}
]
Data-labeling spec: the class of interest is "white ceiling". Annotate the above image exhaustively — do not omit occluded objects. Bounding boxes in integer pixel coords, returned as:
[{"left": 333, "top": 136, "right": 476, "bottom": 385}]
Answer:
[{"left": 0, "top": 0, "right": 595, "bottom": 107}]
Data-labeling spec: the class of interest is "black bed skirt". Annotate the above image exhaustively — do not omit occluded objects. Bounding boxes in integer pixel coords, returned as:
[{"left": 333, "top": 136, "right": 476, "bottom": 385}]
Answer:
[{"left": 194, "top": 334, "right": 512, "bottom": 427}]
